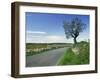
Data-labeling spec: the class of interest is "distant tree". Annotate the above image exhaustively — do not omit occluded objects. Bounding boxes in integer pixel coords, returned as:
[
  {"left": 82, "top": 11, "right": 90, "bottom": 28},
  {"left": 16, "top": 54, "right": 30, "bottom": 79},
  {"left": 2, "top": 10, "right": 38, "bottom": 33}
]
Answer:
[{"left": 63, "top": 17, "right": 86, "bottom": 44}]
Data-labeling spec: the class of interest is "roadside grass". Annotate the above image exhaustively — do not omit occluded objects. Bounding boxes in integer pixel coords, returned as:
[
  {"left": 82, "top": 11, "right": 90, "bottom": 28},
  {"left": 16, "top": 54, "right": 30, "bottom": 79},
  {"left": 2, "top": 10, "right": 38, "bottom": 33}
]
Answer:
[
  {"left": 26, "top": 43, "right": 72, "bottom": 56},
  {"left": 26, "top": 48, "right": 57, "bottom": 56},
  {"left": 26, "top": 46, "right": 64, "bottom": 56},
  {"left": 57, "top": 41, "right": 89, "bottom": 65},
  {"left": 26, "top": 50, "right": 47, "bottom": 56},
  {"left": 26, "top": 46, "right": 67, "bottom": 56}
]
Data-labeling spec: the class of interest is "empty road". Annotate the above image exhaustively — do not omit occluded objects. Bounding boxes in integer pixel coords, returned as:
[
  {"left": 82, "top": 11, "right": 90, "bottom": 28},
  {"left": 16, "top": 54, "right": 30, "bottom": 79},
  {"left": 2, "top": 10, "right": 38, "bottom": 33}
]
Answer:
[{"left": 26, "top": 47, "right": 68, "bottom": 67}]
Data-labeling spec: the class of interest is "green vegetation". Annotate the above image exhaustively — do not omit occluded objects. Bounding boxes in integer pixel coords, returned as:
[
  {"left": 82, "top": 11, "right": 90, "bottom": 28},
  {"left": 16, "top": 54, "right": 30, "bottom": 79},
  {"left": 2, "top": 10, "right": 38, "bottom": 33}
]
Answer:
[
  {"left": 26, "top": 43, "right": 72, "bottom": 56},
  {"left": 57, "top": 41, "right": 89, "bottom": 65}
]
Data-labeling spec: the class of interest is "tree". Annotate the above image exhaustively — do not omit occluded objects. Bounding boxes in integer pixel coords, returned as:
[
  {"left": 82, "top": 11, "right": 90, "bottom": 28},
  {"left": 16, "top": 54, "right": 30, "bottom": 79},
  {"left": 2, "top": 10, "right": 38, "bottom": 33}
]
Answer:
[{"left": 63, "top": 17, "right": 86, "bottom": 44}]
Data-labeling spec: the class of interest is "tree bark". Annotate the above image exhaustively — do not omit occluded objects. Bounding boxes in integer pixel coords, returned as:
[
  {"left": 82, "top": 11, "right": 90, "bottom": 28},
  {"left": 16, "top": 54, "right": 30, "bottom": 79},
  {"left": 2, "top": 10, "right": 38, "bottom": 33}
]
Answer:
[{"left": 74, "top": 37, "right": 77, "bottom": 44}]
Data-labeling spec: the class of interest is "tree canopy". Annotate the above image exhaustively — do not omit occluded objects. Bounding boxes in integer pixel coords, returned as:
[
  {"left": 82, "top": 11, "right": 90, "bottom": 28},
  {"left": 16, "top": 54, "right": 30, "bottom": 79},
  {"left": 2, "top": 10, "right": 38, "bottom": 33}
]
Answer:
[{"left": 63, "top": 17, "right": 86, "bottom": 44}]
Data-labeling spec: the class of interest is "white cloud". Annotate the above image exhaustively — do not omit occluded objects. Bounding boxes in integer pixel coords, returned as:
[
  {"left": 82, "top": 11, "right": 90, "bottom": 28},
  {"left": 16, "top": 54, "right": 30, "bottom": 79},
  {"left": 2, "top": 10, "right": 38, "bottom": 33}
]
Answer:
[
  {"left": 27, "top": 30, "right": 46, "bottom": 34},
  {"left": 46, "top": 36, "right": 66, "bottom": 43},
  {"left": 26, "top": 30, "right": 88, "bottom": 43},
  {"left": 26, "top": 33, "right": 73, "bottom": 43},
  {"left": 47, "top": 36, "right": 62, "bottom": 40}
]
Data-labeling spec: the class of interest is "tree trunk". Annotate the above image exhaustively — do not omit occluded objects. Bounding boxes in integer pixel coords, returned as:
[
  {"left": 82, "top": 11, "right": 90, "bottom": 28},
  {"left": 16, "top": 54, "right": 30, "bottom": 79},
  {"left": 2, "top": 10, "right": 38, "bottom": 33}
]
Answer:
[{"left": 74, "top": 37, "right": 77, "bottom": 44}]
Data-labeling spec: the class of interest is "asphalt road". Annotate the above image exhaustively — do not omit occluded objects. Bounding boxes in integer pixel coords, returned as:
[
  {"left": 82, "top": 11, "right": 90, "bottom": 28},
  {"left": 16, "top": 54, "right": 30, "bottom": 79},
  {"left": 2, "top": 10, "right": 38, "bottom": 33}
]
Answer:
[{"left": 26, "top": 47, "right": 67, "bottom": 67}]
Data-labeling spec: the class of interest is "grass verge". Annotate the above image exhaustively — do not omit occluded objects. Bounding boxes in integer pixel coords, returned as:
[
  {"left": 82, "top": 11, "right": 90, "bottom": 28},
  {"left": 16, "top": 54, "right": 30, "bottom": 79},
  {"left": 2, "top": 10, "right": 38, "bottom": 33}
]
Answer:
[{"left": 57, "top": 41, "right": 89, "bottom": 65}]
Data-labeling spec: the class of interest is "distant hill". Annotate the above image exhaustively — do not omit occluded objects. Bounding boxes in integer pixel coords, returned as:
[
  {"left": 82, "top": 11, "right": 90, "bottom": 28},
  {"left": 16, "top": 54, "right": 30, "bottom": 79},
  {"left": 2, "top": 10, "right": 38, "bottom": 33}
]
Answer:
[{"left": 26, "top": 43, "right": 73, "bottom": 45}]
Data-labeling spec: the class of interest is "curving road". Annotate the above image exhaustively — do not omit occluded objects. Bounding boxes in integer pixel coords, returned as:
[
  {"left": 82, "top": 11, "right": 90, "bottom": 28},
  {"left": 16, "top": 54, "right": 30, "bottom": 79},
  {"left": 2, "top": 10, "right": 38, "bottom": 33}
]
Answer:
[{"left": 26, "top": 47, "right": 68, "bottom": 67}]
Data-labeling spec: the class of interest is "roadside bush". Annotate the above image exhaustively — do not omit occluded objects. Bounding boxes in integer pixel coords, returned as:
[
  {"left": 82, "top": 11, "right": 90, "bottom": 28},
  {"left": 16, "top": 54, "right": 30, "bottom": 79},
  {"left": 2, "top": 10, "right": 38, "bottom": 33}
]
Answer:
[{"left": 57, "top": 41, "right": 89, "bottom": 65}]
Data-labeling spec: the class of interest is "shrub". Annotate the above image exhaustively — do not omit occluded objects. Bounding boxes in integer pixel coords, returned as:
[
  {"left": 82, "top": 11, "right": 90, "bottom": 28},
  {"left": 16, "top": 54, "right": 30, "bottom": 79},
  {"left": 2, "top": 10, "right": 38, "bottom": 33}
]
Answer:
[{"left": 57, "top": 41, "right": 89, "bottom": 65}]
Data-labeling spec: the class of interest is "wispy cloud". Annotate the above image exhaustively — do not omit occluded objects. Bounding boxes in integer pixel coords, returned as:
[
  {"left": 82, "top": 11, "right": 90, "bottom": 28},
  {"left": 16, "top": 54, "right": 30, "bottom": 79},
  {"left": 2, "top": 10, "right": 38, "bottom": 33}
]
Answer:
[
  {"left": 46, "top": 36, "right": 66, "bottom": 42},
  {"left": 26, "top": 31, "right": 88, "bottom": 43},
  {"left": 27, "top": 30, "right": 46, "bottom": 34},
  {"left": 26, "top": 33, "right": 72, "bottom": 43}
]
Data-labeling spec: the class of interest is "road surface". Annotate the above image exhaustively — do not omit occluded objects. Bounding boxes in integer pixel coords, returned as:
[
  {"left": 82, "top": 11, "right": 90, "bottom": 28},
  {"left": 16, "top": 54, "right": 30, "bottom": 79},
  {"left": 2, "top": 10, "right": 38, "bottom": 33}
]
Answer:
[{"left": 26, "top": 47, "right": 68, "bottom": 67}]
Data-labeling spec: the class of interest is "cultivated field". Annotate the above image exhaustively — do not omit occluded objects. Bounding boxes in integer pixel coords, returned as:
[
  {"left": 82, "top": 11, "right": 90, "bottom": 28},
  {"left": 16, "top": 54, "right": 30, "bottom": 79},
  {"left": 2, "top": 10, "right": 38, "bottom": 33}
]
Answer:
[{"left": 26, "top": 43, "right": 72, "bottom": 56}]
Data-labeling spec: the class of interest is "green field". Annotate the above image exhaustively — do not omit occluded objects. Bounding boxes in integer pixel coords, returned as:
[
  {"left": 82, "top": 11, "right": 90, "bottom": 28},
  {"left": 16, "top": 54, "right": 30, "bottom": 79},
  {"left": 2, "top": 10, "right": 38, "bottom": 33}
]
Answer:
[
  {"left": 26, "top": 41, "right": 89, "bottom": 65},
  {"left": 26, "top": 43, "right": 72, "bottom": 56},
  {"left": 57, "top": 41, "right": 89, "bottom": 65}
]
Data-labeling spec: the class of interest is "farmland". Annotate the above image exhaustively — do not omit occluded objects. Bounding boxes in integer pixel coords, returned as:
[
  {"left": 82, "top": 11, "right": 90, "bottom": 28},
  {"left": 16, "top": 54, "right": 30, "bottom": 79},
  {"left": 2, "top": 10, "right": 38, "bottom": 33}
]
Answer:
[
  {"left": 26, "top": 41, "right": 89, "bottom": 67},
  {"left": 26, "top": 43, "right": 72, "bottom": 56}
]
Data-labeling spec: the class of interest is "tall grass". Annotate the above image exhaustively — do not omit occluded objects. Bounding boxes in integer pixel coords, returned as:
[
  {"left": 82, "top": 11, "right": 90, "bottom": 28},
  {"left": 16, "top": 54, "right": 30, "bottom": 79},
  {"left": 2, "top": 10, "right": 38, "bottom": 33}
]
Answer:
[{"left": 57, "top": 41, "right": 89, "bottom": 65}]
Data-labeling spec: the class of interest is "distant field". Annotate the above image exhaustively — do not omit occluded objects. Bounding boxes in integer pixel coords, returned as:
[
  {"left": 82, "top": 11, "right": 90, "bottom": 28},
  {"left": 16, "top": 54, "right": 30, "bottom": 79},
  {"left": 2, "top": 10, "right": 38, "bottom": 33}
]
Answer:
[{"left": 26, "top": 43, "right": 73, "bottom": 56}]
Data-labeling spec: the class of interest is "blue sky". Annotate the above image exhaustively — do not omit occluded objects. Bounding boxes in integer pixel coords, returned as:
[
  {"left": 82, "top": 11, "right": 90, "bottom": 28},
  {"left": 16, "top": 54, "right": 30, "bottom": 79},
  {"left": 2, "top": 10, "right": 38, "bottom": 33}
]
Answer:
[{"left": 26, "top": 12, "right": 89, "bottom": 43}]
